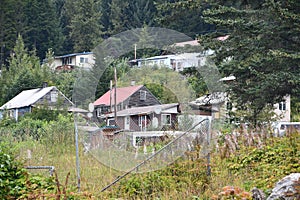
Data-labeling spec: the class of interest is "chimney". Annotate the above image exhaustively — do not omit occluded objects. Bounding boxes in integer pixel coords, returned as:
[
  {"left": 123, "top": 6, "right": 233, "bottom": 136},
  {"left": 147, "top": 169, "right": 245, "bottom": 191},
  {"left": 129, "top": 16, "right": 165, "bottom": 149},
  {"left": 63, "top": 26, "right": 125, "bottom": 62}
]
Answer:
[
  {"left": 42, "top": 82, "right": 48, "bottom": 88},
  {"left": 130, "top": 80, "right": 136, "bottom": 86}
]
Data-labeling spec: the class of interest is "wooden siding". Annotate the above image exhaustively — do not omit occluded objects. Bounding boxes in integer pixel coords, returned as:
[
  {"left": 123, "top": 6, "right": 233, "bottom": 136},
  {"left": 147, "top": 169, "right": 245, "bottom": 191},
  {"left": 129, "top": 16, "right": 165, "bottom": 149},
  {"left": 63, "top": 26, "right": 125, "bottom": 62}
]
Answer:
[
  {"left": 33, "top": 88, "right": 72, "bottom": 109},
  {"left": 127, "top": 86, "right": 161, "bottom": 108}
]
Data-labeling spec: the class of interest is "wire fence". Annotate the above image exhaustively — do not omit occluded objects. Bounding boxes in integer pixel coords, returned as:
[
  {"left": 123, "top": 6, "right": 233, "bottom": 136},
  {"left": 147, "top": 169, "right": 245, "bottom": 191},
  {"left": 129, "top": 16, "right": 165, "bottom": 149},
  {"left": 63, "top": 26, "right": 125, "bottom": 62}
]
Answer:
[{"left": 79, "top": 114, "right": 212, "bottom": 173}]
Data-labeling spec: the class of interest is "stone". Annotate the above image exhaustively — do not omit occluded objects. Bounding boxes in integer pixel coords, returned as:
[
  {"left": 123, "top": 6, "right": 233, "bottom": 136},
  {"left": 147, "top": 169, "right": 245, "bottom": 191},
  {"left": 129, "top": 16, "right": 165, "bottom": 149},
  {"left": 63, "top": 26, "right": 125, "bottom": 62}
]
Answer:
[
  {"left": 267, "top": 173, "right": 300, "bottom": 200},
  {"left": 251, "top": 187, "right": 266, "bottom": 200}
]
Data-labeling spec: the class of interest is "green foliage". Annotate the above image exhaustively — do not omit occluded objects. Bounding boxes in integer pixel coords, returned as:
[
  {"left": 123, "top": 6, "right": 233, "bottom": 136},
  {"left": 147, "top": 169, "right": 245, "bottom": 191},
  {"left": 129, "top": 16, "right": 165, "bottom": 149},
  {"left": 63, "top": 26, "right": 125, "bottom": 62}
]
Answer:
[
  {"left": 180, "top": 67, "right": 209, "bottom": 97},
  {"left": 227, "top": 132, "right": 300, "bottom": 191},
  {"left": 0, "top": 146, "right": 56, "bottom": 199},
  {"left": 111, "top": 157, "right": 210, "bottom": 199},
  {"left": 0, "top": 35, "right": 52, "bottom": 105},
  {"left": 118, "top": 67, "right": 195, "bottom": 104},
  {"left": 40, "top": 114, "right": 74, "bottom": 147},
  {"left": 69, "top": 0, "right": 103, "bottom": 52},
  {"left": 156, "top": 0, "right": 214, "bottom": 37},
  {"left": 0, "top": 113, "right": 74, "bottom": 146},
  {"left": 199, "top": 0, "right": 300, "bottom": 124}
]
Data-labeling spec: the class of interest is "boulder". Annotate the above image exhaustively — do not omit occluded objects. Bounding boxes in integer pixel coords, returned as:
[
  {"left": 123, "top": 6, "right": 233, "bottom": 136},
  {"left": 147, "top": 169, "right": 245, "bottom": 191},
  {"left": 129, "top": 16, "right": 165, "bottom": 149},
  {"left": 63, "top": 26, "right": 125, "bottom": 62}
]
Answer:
[
  {"left": 251, "top": 187, "right": 266, "bottom": 200},
  {"left": 267, "top": 173, "right": 300, "bottom": 200}
]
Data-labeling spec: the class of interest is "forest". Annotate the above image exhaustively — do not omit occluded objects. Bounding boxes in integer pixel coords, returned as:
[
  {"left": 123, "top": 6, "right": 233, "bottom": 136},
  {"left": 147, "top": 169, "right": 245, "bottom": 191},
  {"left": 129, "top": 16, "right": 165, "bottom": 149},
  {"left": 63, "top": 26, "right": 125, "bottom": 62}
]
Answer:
[
  {"left": 0, "top": 0, "right": 299, "bottom": 123},
  {"left": 0, "top": 1, "right": 299, "bottom": 199}
]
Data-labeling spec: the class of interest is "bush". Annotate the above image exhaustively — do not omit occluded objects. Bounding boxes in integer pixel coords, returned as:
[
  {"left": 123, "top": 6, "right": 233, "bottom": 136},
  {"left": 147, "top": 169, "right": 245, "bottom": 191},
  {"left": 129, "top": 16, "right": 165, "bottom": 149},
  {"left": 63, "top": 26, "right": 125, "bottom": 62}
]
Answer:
[{"left": 0, "top": 146, "right": 55, "bottom": 199}]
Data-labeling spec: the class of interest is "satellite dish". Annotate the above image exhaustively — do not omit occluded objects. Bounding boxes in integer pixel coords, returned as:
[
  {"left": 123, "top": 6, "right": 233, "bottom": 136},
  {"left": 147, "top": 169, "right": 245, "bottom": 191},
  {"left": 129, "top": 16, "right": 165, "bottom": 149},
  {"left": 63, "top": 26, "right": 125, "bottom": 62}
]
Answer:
[
  {"left": 88, "top": 103, "right": 94, "bottom": 112},
  {"left": 87, "top": 112, "right": 93, "bottom": 118},
  {"left": 154, "top": 107, "right": 161, "bottom": 114}
]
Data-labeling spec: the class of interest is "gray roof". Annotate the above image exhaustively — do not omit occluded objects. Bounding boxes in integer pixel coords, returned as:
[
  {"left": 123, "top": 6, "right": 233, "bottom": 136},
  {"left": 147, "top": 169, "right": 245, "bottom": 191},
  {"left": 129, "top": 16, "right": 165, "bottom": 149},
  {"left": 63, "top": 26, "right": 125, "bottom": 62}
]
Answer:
[
  {"left": 105, "top": 103, "right": 179, "bottom": 117},
  {"left": 190, "top": 92, "right": 226, "bottom": 106},
  {"left": 0, "top": 86, "right": 72, "bottom": 110}
]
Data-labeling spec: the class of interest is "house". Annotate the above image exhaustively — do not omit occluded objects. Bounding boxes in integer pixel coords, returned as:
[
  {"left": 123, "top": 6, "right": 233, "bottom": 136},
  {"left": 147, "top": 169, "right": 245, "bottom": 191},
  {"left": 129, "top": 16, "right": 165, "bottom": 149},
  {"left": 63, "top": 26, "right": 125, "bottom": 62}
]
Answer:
[
  {"left": 190, "top": 92, "right": 291, "bottom": 123},
  {"left": 50, "top": 52, "right": 95, "bottom": 71},
  {"left": 273, "top": 96, "right": 291, "bottom": 122},
  {"left": 130, "top": 53, "right": 208, "bottom": 72},
  {"left": 93, "top": 85, "right": 161, "bottom": 118},
  {"left": 104, "top": 103, "right": 180, "bottom": 131},
  {"left": 0, "top": 85, "right": 75, "bottom": 121}
]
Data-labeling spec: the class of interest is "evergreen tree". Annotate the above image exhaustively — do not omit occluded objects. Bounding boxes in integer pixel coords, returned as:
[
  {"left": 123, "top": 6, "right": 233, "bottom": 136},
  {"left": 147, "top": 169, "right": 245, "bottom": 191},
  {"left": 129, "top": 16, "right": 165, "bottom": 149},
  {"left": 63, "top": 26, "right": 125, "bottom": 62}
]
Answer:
[
  {"left": 23, "top": 0, "right": 64, "bottom": 60},
  {"left": 127, "top": 0, "right": 157, "bottom": 28},
  {"left": 0, "top": 0, "right": 26, "bottom": 68},
  {"left": 108, "top": 0, "right": 130, "bottom": 35},
  {"left": 199, "top": 0, "right": 300, "bottom": 124},
  {"left": 0, "top": 35, "right": 50, "bottom": 105},
  {"left": 69, "top": 0, "right": 103, "bottom": 52},
  {"left": 155, "top": 0, "right": 214, "bottom": 38}
]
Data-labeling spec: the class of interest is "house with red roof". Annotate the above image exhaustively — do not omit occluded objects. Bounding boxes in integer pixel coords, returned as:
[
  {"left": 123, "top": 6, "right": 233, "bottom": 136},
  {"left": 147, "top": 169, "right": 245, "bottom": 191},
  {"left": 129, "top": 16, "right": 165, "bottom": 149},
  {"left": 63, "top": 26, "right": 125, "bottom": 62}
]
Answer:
[
  {"left": 94, "top": 85, "right": 161, "bottom": 118},
  {"left": 93, "top": 85, "right": 181, "bottom": 131}
]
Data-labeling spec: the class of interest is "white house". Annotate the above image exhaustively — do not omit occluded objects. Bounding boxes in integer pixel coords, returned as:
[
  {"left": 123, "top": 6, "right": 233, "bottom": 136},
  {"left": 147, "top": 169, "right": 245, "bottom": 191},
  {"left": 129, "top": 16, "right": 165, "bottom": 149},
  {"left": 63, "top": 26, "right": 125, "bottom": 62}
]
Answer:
[
  {"left": 50, "top": 52, "right": 95, "bottom": 71},
  {"left": 131, "top": 52, "right": 210, "bottom": 72},
  {"left": 273, "top": 96, "right": 291, "bottom": 122}
]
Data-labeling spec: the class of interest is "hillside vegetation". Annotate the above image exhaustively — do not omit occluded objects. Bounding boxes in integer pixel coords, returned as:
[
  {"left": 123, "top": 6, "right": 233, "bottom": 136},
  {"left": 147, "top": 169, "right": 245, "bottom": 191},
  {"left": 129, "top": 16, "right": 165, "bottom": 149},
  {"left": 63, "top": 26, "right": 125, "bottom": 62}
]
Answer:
[{"left": 0, "top": 114, "right": 299, "bottom": 199}]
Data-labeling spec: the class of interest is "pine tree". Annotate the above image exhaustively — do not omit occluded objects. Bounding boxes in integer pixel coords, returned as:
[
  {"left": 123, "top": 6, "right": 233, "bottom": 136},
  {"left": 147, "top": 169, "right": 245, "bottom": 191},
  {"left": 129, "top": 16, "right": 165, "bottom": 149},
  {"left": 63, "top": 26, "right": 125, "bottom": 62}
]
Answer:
[
  {"left": 23, "top": 0, "right": 64, "bottom": 60},
  {"left": 0, "top": 0, "right": 26, "bottom": 68},
  {"left": 0, "top": 35, "right": 47, "bottom": 105},
  {"left": 69, "top": 0, "right": 103, "bottom": 52},
  {"left": 200, "top": 0, "right": 300, "bottom": 124}
]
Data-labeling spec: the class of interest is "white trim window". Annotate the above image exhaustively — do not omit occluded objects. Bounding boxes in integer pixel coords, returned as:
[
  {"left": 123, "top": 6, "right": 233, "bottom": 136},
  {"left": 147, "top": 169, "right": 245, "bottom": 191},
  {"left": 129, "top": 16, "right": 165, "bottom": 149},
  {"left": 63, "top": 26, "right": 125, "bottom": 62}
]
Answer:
[
  {"left": 80, "top": 57, "right": 84, "bottom": 63},
  {"left": 50, "top": 91, "right": 58, "bottom": 102},
  {"left": 140, "top": 90, "right": 147, "bottom": 101},
  {"left": 107, "top": 118, "right": 115, "bottom": 126},
  {"left": 162, "top": 114, "right": 171, "bottom": 125},
  {"left": 279, "top": 101, "right": 286, "bottom": 111}
]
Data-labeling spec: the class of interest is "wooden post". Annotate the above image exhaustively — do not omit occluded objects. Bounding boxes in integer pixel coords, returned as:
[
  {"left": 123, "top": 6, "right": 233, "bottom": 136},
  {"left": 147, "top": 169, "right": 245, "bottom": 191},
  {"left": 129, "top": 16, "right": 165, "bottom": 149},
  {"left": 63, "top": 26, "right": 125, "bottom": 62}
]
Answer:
[
  {"left": 114, "top": 67, "right": 117, "bottom": 126},
  {"left": 110, "top": 80, "right": 112, "bottom": 112}
]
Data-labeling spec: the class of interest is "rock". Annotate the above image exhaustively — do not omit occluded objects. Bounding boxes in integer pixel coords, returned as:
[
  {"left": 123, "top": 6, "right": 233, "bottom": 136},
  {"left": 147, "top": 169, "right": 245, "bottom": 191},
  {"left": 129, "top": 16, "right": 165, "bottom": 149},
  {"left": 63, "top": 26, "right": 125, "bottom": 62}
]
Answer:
[
  {"left": 251, "top": 187, "right": 266, "bottom": 200},
  {"left": 267, "top": 173, "right": 300, "bottom": 200}
]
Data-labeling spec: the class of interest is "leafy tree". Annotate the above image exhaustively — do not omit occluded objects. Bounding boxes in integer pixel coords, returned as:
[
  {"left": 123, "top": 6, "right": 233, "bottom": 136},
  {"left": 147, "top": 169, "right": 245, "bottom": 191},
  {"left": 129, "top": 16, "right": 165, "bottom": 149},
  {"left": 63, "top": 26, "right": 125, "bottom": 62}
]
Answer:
[
  {"left": 198, "top": 0, "right": 300, "bottom": 124},
  {"left": 180, "top": 67, "right": 208, "bottom": 98},
  {"left": 117, "top": 66, "right": 195, "bottom": 104}
]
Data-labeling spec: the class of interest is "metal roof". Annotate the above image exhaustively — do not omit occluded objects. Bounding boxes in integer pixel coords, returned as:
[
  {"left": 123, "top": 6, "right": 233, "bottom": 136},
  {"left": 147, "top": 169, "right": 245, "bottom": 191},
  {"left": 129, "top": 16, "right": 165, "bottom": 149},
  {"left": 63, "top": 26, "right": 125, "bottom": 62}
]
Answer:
[
  {"left": 54, "top": 52, "right": 93, "bottom": 59},
  {"left": 189, "top": 92, "right": 226, "bottom": 106},
  {"left": 94, "top": 85, "right": 144, "bottom": 106},
  {"left": 105, "top": 103, "right": 179, "bottom": 117},
  {"left": 0, "top": 86, "right": 69, "bottom": 109}
]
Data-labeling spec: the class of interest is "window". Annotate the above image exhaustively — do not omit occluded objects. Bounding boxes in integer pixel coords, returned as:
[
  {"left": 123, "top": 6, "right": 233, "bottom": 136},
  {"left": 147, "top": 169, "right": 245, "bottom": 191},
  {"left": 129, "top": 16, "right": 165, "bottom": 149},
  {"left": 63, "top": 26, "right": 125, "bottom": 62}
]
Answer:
[
  {"left": 140, "top": 90, "right": 146, "bottom": 100},
  {"left": 139, "top": 115, "right": 147, "bottom": 126},
  {"left": 80, "top": 57, "right": 84, "bottom": 63},
  {"left": 279, "top": 101, "right": 286, "bottom": 111},
  {"left": 107, "top": 118, "right": 115, "bottom": 126},
  {"left": 50, "top": 91, "right": 58, "bottom": 102},
  {"left": 162, "top": 114, "right": 171, "bottom": 125},
  {"left": 226, "top": 102, "right": 233, "bottom": 110}
]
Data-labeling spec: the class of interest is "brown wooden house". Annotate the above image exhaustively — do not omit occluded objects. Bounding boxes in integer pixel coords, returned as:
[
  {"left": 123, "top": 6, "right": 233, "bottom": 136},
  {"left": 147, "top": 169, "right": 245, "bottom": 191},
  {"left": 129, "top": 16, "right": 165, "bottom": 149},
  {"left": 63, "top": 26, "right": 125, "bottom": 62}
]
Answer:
[{"left": 93, "top": 85, "right": 161, "bottom": 118}]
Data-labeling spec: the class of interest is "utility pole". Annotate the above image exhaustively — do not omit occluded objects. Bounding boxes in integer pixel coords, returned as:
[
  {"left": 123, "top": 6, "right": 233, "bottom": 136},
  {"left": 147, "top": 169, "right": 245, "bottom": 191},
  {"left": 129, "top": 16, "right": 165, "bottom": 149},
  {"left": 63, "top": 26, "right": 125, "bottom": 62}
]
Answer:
[
  {"left": 114, "top": 67, "right": 117, "bottom": 126},
  {"left": 110, "top": 80, "right": 112, "bottom": 112},
  {"left": 134, "top": 44, "right": 137, "bottom": 60}
]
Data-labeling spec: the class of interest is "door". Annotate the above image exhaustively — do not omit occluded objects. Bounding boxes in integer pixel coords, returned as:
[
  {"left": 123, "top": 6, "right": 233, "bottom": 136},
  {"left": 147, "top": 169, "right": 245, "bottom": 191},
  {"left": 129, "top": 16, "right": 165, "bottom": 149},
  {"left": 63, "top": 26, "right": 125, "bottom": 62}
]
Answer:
[{"left": 124, "top": 116, "right": 130, "bottom": 130}]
